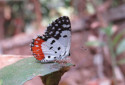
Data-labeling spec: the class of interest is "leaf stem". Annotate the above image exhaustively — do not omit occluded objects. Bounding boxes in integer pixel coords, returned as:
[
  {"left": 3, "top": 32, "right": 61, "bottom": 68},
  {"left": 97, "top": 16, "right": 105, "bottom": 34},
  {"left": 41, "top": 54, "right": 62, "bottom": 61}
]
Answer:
[
  {"left": 107, "top": 35, "right": 117, "bottom": 85},
  {"left": 40, "top": 66, "right": 71, "bottom": 85}
]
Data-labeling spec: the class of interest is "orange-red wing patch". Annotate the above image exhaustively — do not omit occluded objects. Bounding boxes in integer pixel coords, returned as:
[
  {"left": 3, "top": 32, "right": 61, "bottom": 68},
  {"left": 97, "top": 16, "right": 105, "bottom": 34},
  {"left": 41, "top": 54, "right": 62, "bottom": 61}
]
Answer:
[{"left": 31, "top": 37, "right": 45, "bottom": 60}]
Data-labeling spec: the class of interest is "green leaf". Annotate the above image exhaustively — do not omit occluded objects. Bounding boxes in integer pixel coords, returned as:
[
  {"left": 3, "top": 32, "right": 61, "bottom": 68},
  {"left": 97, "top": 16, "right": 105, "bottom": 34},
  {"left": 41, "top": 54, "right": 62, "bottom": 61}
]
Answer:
[
  {"left": 113, "top": 29, "right": 125, "bottom": 46},
  {"left": 101, "top": 25, "right": 113, "bottom": 36},
  {"left": 0, "top": 80, "right": 3, "bottom": 85},
  {"left": 0, "top": 57, "right": 73, "bottom": 85},
  {"left": 85, "top": 41, "right": 104, "bottom": 47},
  {"left": 116, "top": 39, "right": 125, "bottom": 55},
  {"left": 113, "top": 32, "right": 123, "bottom": 46},
  {"left": 86, "top": 2, "right": 95, "bottom": 14}
]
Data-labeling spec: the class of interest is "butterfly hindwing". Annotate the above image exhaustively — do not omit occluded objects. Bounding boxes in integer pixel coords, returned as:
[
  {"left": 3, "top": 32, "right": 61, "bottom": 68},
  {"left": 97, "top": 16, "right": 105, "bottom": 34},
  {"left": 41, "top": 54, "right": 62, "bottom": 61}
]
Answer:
[
  {"left": 41, "top": 38, "right": 65, "bottom": 62},
  {"left": 31, "top": 37, "right": 45, "bottom": 61}
]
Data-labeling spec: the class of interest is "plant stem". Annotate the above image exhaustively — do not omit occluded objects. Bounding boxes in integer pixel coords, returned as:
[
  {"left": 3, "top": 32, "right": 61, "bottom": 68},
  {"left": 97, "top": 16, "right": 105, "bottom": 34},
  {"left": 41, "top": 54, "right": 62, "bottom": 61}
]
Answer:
[
  {"left": 108, "top": 35, "right": 117, "bottom": 85},
  {"left": 40, "top": 66, "right": 71, "bottom": 85}
]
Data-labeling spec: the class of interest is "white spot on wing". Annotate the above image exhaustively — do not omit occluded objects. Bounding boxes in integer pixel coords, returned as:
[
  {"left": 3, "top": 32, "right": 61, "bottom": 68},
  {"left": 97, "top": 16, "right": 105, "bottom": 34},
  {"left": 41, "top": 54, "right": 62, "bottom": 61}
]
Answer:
[
  {"left": 58, "top": 21, "right": 61, "bottom": 23},
  {"left": 62, "top": 24, "right": 70, "bottom": 28},
  {"left": 67, "top": 24, "right": 70, "bottom": 28},
  {"left": 37, "top": 38, "right": 40, "bottom": 40},
  {"left": 35, "top": 41, "right": 38, "bottom": 43},
  {"left": 35, "top": 45, "right": 39, "bottom": 47},
  {"left": 62, "top": 24, "right": 67, "bottom": 28},
  {"left": 52, "top": 27, "right": 55, "bottom": 30},
  {"left": 56, "top": 31, "right": 59, "bottom": 35},
  {"left": 62, "top": 20, "right": 64, "bottom": 22},
  {"left": 58, "top": 28, "right": 61, "bottom": 30},
  {"left": 49, "top": 31, "right": 53, "bottom": 34},
  {"left": 55, "top": 24, "right": 58, "bottom": 26}
]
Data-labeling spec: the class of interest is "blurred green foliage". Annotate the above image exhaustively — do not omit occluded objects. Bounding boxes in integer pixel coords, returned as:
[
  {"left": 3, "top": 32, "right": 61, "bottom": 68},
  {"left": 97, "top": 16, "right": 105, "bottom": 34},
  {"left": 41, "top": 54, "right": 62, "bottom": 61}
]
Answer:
[
  {"left": 116, "top": 39, "right": 125, "bottom": 55},
  {"left": 112, "top": 0, "right": 125, "bottom": 7},
  {"left": 4, "top": 0, "right": 73, "bottom": 37},
  {"left": 0, "top": 80, "right": 3, "bottom": 85},
  {"left": 101, "top": 26, "right": 125, "bottom": 56},
  {"left": 85, "top": 41, "right": 105, "bottom": 47},
  {"left": 7, "top": 0, "right": 72, "bottom": 24},
  {"left": 40, "top": 0, "right": 73, "bottom": 26},
  {"left": 85, "top": 25, "right": 125, "bottom": 64}
]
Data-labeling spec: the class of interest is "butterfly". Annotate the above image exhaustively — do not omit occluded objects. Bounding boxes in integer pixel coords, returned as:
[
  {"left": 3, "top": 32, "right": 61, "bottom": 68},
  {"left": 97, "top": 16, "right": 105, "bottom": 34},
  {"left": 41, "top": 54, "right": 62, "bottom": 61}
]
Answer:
[{"left": 31, "top": 16, "right": 71, "bottom": 62}]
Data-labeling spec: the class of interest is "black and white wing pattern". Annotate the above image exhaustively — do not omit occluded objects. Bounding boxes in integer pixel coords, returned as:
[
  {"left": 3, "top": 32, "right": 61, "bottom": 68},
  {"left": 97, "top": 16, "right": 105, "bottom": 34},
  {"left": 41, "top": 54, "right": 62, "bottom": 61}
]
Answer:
[{"left": 31, "top": 16, "right": 71, "bottom": 62}]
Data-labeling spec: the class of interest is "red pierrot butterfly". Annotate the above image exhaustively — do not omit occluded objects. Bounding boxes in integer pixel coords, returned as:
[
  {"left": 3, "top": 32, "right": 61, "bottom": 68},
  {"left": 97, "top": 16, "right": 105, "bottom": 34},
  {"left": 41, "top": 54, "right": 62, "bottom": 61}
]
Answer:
[{"left": 31, "top": 16, "right": 71, "bottom": 62}]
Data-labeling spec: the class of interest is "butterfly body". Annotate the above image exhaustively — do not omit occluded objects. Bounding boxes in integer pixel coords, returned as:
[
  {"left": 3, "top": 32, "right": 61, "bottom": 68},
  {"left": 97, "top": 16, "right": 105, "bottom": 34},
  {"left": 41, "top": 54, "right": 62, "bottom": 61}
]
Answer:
[{"left": 31, "top": 16, "right": 71, "bottom": 62}]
